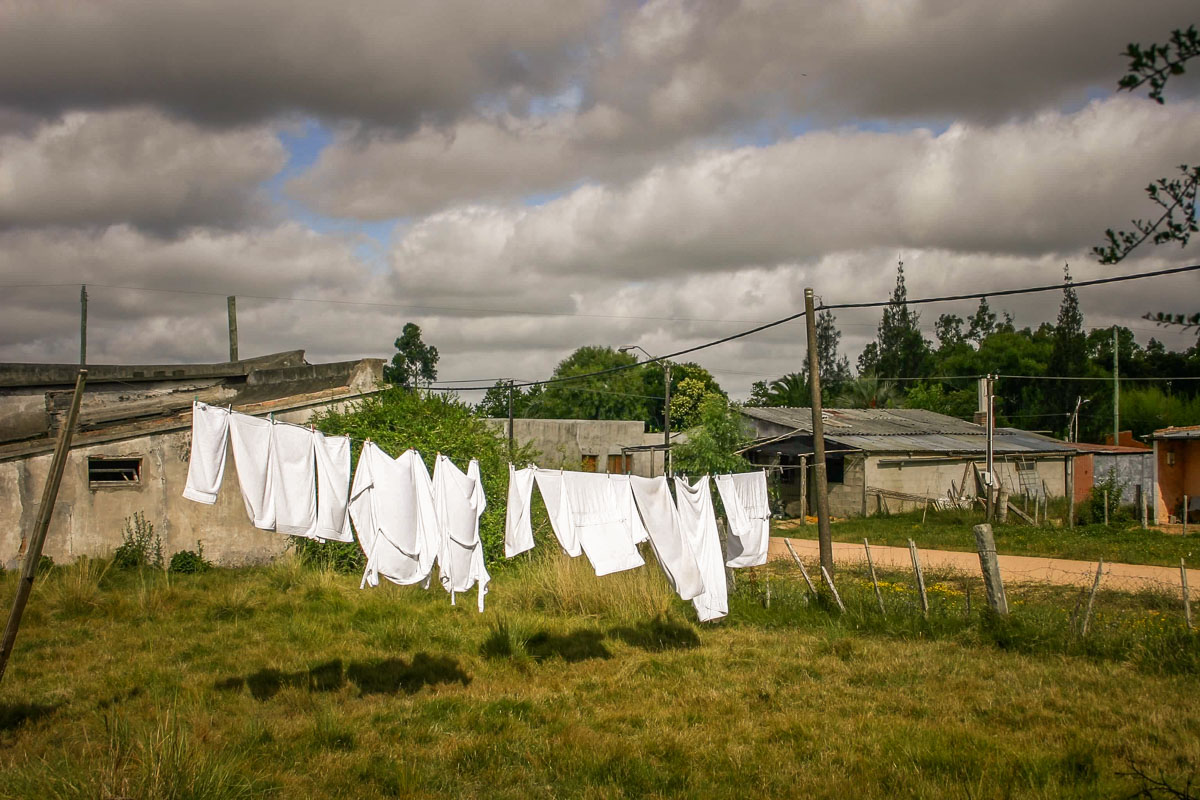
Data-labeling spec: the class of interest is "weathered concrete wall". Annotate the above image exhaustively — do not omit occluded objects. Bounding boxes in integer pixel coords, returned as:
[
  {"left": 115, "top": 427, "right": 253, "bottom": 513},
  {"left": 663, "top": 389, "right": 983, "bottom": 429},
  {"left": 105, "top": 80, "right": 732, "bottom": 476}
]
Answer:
[
  {"left": 827, "top": 455, "right": 867, "bottom": 517},
  {"left": 484, "top": 418, "right": 665, "bottom": 477},
  {"left": 0, "top": 401, "right": 362, "bottom": 569},
  {"left": 864, "top": 455, "right": 1069, "bottom": 514},
  {"left": 1092, "top": 453, "right": 1153, "bottom": 505},
  {"left": 1155, "top": 439, "right": 1199, "bottom": 523}
]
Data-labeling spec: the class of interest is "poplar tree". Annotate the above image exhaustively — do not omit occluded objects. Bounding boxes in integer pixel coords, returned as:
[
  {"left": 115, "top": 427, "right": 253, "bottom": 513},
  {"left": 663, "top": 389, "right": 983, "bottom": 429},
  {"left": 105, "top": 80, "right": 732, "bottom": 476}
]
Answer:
[{"left": 872, "top": 259, "right": 930, "bottom": 380}]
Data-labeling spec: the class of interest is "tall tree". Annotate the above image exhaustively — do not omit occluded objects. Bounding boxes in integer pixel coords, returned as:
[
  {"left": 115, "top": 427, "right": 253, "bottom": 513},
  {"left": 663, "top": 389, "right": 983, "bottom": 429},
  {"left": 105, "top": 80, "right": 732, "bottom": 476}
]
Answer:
[
  {"left": 532, "top": 346, "right": 652, "bottom": 422},
  {"left": 1046, "top": 265, "right": 1088, "bottom": 428},
  {"left": 383, "top": 322, "right": 439, "bottom": 388},
  {"left": 804, "top": 308, "right": 852, "bottom": 392},
  {"left": 966, "top": 297, "right": 998, "bottom": 344},
  {"left": 873, "top": 259, "right": 931, "bottom": 380}
]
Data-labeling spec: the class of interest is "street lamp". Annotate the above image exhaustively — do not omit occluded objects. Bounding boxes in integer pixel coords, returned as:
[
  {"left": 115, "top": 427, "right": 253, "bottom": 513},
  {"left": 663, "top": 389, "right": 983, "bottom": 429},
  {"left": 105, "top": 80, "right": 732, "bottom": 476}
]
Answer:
[{"left": 619, "top": 345, "right": 671, "bottom": 476}]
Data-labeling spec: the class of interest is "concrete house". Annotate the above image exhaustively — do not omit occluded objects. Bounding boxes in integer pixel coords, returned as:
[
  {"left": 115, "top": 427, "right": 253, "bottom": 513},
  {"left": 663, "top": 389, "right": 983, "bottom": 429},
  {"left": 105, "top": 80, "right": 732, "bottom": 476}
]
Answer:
[
  {"left": 740, "top": 406, "right": 1076, "bottom": 517},
  {"left": 484, "top": 418, "right": 675, "bottom": 477},
  {"left": 0, "top": 351, "right": 383, "bottom": 567},
  {"left": 1148, "top": 425, "right": 1200, "bottom": 524},
  {"left": 1069, "top": 441, "right": 1153, "bottom": 508}
]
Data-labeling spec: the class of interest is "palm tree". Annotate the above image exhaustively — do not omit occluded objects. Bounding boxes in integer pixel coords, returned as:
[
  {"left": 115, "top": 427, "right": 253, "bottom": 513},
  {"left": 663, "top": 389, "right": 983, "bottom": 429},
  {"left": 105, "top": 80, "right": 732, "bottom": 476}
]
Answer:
[
  {"left": 835, "top": 373, "right": 899, "bottom": 409},
  {"left": 763, "top": 373, "right": 809, "bottom": 406}
]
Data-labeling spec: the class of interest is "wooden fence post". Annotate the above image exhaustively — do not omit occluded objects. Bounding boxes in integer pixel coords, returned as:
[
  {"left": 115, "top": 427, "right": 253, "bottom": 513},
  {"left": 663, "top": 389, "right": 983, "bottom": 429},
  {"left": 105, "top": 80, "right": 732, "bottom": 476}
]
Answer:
[
  {"left": 1081, "top": 559, "right": 1103, "bottom": 637},
  {"left": 972, "top": 523, "right": 1009, "bottom": 615},
  {"left": 1182, "top": 559, "right": 1193, "bottom": 633},
  {"left": 783, "top": 538, "right": 817, "bottom": 598},
  {"left": 863, "top": 538, "right": 885, "bottom": 616},
  {"left": 0, "top": 369, "right": 87, "bottom": 685},
  {"left": 1103, "top": 490, "right": 1109, "bottom": 527},
  {"left": 908, "top": 539, "right": 928, "bottom": 618},
  {"left": 820, "top": 565, "right": 846, "bottom": 614}
]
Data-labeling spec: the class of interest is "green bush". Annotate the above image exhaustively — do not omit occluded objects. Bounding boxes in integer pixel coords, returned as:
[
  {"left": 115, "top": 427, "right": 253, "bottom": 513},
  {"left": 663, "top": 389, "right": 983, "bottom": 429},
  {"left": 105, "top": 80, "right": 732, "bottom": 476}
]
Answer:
[
  {"left": 113, "top": 512, "right": 164, "bottom": 570},
  {"left": 168, "top": 544, "right": 211, "bottom": 575},
  {"left": 288, "top": 536, "right": 363, "bottom": 575},
  {"left": 1076, "top": 469, "right": 1132, "bottom": 526}
]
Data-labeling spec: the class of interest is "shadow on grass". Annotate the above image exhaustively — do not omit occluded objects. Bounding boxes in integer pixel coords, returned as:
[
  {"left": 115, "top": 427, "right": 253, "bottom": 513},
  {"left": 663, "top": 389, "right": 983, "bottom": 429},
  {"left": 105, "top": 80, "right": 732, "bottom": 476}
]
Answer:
[
  {"left": 216, "top": 654, "right": 469, "bottom": 700},
  {"left": 525, "top": 629, "right": 611, "bottom": 662},
  {"left": 608, "top": 617, "right": 701, "bottom": 652},
  {"left": 0, "top": 701, "right": 61, "bottom": 732}
]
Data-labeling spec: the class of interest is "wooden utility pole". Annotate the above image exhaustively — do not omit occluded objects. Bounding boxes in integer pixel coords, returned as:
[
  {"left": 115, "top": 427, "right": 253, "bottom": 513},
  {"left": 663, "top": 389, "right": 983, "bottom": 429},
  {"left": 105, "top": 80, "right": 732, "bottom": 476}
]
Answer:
[
  {"left": 804, "top": 288, "right": 832, "bottom": 573},
  {"left": 227, "top": 295, "right": 239, "bottom": 362},
  {"left": 0, "top": 369, "right": 88, "bottom": 685},
  {"left": 1112, "top": 326, "right": 1119, "bottom": 446},
  {"left": 79, "top": 284, "right": 87, "bottom": 365},
  {"left": 985, "top": 374, "right": 995, "bottom": 520}
]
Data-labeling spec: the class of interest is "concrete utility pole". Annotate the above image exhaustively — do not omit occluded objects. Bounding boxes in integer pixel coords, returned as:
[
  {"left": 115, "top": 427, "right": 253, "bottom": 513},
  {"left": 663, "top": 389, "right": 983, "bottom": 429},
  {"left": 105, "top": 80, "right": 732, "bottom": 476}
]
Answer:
[
  {"left": 227, "top": 295, "right": 239, "bottom": 362},
  {"left": 985, "top": 374, "right": 995, "bottom": 519},
  {"left": 507, "top": 379, "right": 515, "bottom": 461},
  {"left": 804, "top": 288, "right": 833, "bottom": 574},
  {"left": 79, "top": 284, "right": 87, "bottom": 366},
  {"left": 663, "top": 362, "right": 672, "bottom": 476},
  {"left": 1112, "top": 325, "right": 1119, "bottom": 446},
  {"left": 0, "top": 369, "right": 88, "bottom": 685}
]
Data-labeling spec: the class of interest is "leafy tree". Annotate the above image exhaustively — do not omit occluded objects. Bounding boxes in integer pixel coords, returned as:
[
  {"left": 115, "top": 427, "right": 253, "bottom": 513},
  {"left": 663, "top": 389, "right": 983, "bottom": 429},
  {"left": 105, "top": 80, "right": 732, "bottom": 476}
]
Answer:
[
  {"left": 857, "top": 341, "right": 880, "bottom": 376},
  {"left": 650, "top": 361, "right": 725, "bottom": 432},
  {"left": 763, "top": 373, "right": 810, "bottom": 406},
  {"left": 670, "top": 395, "right": 752, "bottom": 477},
  {"left": 475, "top": 380, "right": 544, "bottom": 418},
  {"left": 1121, "top": 385, "right": 1200, "bottom": 437},
  {"left": 532, "top": 346, "right": 652, "bottom": 422},
  {"left": 872, "top": 259, "right": 931, "bottom": 380},
  {"left": 934, "top": 313, "right": 967, "bottom": 351},
  {"left": 904, "top": 382, "right": 976, "bottom": 419},
  {"left": 746, "top": 380, "right": 772, "bottom": 407},
  {"left": 383, "top": 322, "right": 439, "bottom": 388},
  {"left": 966, "top": 297, "right": 998, "bottom": 344},
  {"left": 309, "top": 387, "right": 539, "bottom": 567},
  {"left": 1045, "top": 266, "right": 1088, "bottom": 428},
  {"left": 668, "top": 376, "right": 723, "bottom": 430}
]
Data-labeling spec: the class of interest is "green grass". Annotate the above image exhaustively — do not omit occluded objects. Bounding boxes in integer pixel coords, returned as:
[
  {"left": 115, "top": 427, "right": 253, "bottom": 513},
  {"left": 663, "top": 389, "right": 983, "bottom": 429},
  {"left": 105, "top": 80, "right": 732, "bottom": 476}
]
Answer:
[
  {"left": 1, "top": 552, "right": 1198, "bottom": 799},
  {"left": 777, "top": 506, "right": 1200, "bottom": 567}
]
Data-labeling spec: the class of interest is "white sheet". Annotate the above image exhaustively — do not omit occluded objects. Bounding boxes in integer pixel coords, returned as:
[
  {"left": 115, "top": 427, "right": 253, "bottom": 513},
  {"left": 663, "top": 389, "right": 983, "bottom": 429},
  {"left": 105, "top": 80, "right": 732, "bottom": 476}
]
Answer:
[
  {"left": 433, "top": 456, "right": 490, "bottom": 611},
  {"left": 182, "top": 401, "right": 229, "bottom": 505},
  {"left": 628, "top": 474, "right": 705, "bottom": 601},
  {"left": 314, "top": 431, "right": 354, "bottom": 542},
  {"left": 349, "top": 444, "right": 439, "bottom": 587},
  {"left": 532, "top": 469, "right": 580, "bottom": 557},
  {"left": 715, "top": 470, "right": 771, "bottom": 568},
  {"left": 228, "top": 412, "right": 275, "bottom": 530},
  {"left": 674, "top": 476, "right": 728, "bottom": 622},
  {"left": 270, "top": 421, "right": 318, "bottom": 537},
  {"left": 560, "top": 471, "right": 645, "bottom": 577},
  {"left": 607, "top": 473, "right": 650, "bottom": 544},
  {"left": 504, "top": 465, "right": 536, "bottom": 557}
]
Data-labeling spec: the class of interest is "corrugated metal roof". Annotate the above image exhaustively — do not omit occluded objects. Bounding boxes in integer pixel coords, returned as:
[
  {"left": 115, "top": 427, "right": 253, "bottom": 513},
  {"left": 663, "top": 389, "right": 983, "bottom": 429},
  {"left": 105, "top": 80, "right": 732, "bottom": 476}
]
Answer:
[
  {"left": 741, "top": 406, "right": 1075, "bottom": 455},
  {"left": 1151, "top": 425, "right": 1200, "bottom": 440}
]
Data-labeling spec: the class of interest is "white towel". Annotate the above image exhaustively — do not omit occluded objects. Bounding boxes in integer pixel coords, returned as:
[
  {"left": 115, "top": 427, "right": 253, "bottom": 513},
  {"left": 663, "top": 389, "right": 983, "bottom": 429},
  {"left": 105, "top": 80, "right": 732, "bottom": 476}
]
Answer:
[
  {"left": 716, "top": 470, "right": 771, "bottom": 568},
  {"left": 349, "top": 444, "right": 439, "bottom": 587},
  {"left": 674, "top": 476, "right": 728, "bottom": 622},
  {"left": 504, "top": 465, "right": 536, "bottom": 557},
  {"left": 533, "top": 469, "right": 581, "bottom": 557},
  {"left": 314, "top": 431, "right": 354, "bottom": 543},
  {"left": 433, "top": 456, "right": 490, "bottom": 611},
  {"left": 270, "top": 421, "right": 318, "bottom": 537},
  {"left": 561, "top": 471, "right": 645, "bottom": 577},
  {"left": 228, "top": 412, "right": 275, "bottom": 530},
  {"left": 608, "top": 473, "right": 650, "bottom": 544},
  {"left": 628, "top": 474, "right": 705, "bottom": 601},
  {"left": 182, "top": 401, "right": 229, "bottom": 504}
]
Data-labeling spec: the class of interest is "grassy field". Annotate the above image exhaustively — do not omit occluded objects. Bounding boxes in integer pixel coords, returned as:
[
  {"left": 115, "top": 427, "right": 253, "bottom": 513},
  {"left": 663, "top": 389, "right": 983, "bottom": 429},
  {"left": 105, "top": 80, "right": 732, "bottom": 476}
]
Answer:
[
  {"left": 776, "top": 506, "right": 1200, "bottom": 568},
  {"left": 1, "top": 552, "right": 1198, "bottom": 799}
]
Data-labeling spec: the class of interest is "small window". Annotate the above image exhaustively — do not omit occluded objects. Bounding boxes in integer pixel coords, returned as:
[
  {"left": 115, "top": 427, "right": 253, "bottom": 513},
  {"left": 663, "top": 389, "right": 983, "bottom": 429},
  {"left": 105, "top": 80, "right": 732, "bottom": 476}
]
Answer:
[
  {"left": 88, "top": 457, "right": 142, "bottom": 487},
  {"left": 826, "top": 454, "right": 845, "bottom": 484},
  {"left": 607, "top": 454, "right": 630, "bottom": 474},
  {"left": 581, "top": 455, "right": 598, "bottom": 473}
]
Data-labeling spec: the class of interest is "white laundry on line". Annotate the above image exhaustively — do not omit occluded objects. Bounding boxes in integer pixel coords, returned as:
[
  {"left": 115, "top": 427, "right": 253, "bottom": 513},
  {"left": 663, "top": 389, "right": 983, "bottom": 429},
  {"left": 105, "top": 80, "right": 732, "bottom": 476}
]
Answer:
[
  {"left": 433, "top": 455, "right": 490, "bottom": 612},
  {"left": 182, "top": 401, "right": 229, "bottom": 505},
  {"left": 560, "top": 471, "right": 645, "bottom": 577},
  {"left": 349, "top": 443, "right": 440, "bottom": 588},
  {"left": 228, "top": 412, "right": 276, "bottom": 530},
  {"left": 270, "top": 420, "right": 318, "bottom": 537},
  {"left": 504, "top": 465, "right": 536, "bottom": 557},
  {"left": 532, "top": 469, "right": 580, "bottom": 557},
  {"left": 314, "top": 430, "right": 354, "bottom": 543},
  {"left": 674, "top": 476, "right": 728, "bottom": 622},
  {"left": 627, "top": 474, "right": 705, "bottom": 602},
  {"left": 715, "top": 470, "right": 771, "bottom": 568}
]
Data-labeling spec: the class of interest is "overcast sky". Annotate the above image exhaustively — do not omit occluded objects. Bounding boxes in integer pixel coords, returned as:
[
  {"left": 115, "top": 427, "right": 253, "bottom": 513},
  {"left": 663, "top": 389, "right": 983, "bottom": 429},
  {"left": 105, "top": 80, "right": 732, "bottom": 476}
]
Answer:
[{"left": 1, "top": 0, "right": 1198, "bottom": 399}]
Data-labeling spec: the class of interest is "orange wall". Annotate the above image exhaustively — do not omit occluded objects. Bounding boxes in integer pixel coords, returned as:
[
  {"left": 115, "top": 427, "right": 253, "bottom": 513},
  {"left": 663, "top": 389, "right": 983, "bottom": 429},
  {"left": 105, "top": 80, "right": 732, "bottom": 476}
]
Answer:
[
  {"left": 1073, "top": 454, "right": 1093, "bottom": 503},
  {"left": 1156, "top": 439, "right": 1200, "bottom": 522}
]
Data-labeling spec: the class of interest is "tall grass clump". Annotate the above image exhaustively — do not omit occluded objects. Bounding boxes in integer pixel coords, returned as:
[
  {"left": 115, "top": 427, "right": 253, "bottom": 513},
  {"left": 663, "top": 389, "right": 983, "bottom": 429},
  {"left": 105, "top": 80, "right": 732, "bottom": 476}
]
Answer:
[
  {"left": 42, "top": 555, "right": 113, "bottom": 617},
  {"left": 508, "top": 547, "right": 677, "bottom": 620},
  {"left": 112, "top": 512, "right": 164, "bottom": 571}
]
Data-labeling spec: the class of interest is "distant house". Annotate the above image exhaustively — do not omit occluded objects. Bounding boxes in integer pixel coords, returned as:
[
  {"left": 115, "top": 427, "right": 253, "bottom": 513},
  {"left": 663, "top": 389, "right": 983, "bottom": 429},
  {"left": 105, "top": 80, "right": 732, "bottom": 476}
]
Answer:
[
  {"left": 483, "top": 418, "right": 675, "bottom": 477},
  {"left": 740, "top": 406, "right": 1076, "bottom": 518},
  {"left": 0, "top": 351, "right": 383, "bottom": 567},
  {"left": 1068, "top": 441, "right": 1153, "bottom": 508},
  {"left": 1148, "top": 425, "right": 1200, "bottom": 524}
]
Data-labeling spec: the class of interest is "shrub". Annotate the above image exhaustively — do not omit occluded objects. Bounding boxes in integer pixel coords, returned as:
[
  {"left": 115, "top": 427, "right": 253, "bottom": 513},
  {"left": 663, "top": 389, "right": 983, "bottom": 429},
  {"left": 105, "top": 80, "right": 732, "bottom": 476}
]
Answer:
[
  {"left": 1076, "top": 469, "right": 1132, "bottom": 526},
  {"left": 169, "top": 543, "right": 211, "bottom": 575},
  {"left": 112, "top": 512, "right": 164, "bottom": 570}
]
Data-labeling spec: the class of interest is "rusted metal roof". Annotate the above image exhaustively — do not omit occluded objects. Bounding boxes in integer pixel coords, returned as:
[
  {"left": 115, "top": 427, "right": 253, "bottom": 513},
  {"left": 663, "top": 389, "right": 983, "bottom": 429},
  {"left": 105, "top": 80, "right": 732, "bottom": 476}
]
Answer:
[{"left": 1150, "top": 425, "right": 1200, "bottom": 440}]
